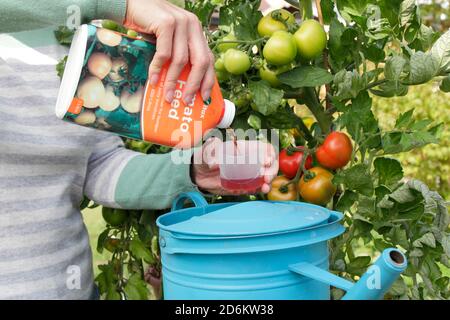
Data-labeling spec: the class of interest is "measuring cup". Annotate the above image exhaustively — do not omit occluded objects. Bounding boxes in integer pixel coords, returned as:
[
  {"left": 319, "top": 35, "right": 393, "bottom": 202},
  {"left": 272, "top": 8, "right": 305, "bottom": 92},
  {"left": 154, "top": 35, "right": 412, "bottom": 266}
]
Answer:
[{"left": 218, "top": 140, "right": 264, "bottom": 193}]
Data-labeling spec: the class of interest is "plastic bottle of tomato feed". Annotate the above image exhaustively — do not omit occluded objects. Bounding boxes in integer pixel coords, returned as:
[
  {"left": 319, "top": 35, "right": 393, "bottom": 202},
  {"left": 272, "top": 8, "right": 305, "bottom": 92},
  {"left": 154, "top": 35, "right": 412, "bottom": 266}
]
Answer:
[{"left": 55, "top": 24, "right": 235, "bottom": 149}]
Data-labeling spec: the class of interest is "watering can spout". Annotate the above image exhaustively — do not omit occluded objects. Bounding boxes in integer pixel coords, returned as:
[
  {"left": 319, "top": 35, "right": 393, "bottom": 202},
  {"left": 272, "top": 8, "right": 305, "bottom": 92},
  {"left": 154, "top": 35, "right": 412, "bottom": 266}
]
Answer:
[
  {"left": 289, "top": 248, "right": 407, "bottom": 300},
  {"left": 342, "top": 248, "right": 407, "bottom": 300}
]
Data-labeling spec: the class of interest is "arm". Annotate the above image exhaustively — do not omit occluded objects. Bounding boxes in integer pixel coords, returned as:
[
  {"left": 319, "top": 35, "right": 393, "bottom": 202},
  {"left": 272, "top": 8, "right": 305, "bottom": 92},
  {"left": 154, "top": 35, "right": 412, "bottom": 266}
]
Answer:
[
  {"left": 0, "top": 0, "right": 126, "bottom": 33},
  {"left": 84, "top": 133, "right": 198, "bottom": 210}
]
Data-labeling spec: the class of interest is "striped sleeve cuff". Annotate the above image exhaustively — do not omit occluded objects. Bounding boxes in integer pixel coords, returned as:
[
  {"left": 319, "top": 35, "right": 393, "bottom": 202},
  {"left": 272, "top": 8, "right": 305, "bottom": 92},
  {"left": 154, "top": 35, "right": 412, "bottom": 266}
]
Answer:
[
  {"left": 97, "top": 0, "right": 128, "bottom": 23},
  {"left": 114, "top": 149, "right": 200, "bottom": 210}
]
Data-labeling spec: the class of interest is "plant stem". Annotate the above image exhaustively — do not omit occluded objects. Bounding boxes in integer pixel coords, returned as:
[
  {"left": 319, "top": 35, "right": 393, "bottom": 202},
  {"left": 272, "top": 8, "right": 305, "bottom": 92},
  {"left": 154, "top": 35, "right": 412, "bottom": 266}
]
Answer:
[
  {"left": 302, "top": 87, "right": 332, "bottom": 134},
  {"left": 315, "top": 0, "right": 323, "bottom": 24},
  {"left": 295, "top": 116, "right": 315, "bottom": 143},
  {"left": 366, "top": 79, "right": 388, "bottom": 90},
  {"left": 210, "top": 38, "right": 266, "bottom": 46}
]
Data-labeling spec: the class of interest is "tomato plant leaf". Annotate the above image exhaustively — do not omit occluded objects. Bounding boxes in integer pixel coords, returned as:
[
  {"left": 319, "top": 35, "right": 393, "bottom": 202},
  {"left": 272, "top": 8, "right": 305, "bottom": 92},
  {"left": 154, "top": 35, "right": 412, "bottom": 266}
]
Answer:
[
  {"left": 335, "top": 190, "right": 358, "bottom": 212},
  {"left": 413, "top": 232, "right": 436, "bottom": 248},
  {"left": 248, "top": 80, "right": 283, "bottom": 116},
  {"left": 385, "top": 55, "right": 408, "bottom": 84},
  {"left": 247, "top": 114, "right": 261, "bottom": 129},
  {"left": 399, "top": 0, "right": 418, "bottom": 27},
  {"left": 278, "top": 66, "right": 333, "bottom": 88},
  {"left": 328, "top": 18, "right": 353, "bottom": 71},
  {"left": 320, "top": 0, "right": 335, "bottom": 25},
  {"left": 266, "top": 105, "right": 298, "bottom": 129},
  {"left": 123, "top": 274, "right": 149, "bottom": 300},
  {"left": 333, "top": 70, "right": 368, "bottom": 101},
  {"left": 406, "top": 51, "right": 440, "bottom": 85},
  {"left": 439, "top": 75, "right": 450, "bottom": 93},
  {"left": 374, "top": 157, "right": 403, "bottom": 188},
  {"left": 339, "top": 91, "right": 380, "bottom": 149},
  {"left": 129, "top": 239, "right": 155, "bottom": 264},
  {"left": 382, "top": 129, "right": 439, "bottom": 154},
  {"left": 430, "top": 29, "right": 450, "bottom": 75},
  {"left": 54, "top": 26, "right": 75, "bottom": 46},
  {"left": 365, "top": 5, "right": 392, "bottom": 40},
  {"left": 96, "top": 264, "right": 119, "bottom": 297},
  {"left": 395, "top": 109, "right": 415, "bottom": 129},
  {"left": 96, "top": 229, "right": 110, "bottom": 254},
  {"left": 346, "top": 255, "right": 371, "bottom": 274},
  {"left": 389, "top": 278, "right": 408, "bottom": 297},
  {"left": 336, "top": 0, "right": 369, "bottom": 22},
  {"left": 442, "top": 236, "right": 450, "bottom": 258},
  {"left": 333, "top": 164, "right": 374, "bottom": 197}
]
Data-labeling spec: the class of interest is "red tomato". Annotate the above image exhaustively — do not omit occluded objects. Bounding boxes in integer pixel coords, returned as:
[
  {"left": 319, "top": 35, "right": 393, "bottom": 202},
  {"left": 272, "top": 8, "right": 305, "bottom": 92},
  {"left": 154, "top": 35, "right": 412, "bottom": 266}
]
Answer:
[
  {"left": 279, "top": 147, "right": 313, "bottom": 178},
  {"left": 316, "top": 132, "right": 353, "bottom": 170}
]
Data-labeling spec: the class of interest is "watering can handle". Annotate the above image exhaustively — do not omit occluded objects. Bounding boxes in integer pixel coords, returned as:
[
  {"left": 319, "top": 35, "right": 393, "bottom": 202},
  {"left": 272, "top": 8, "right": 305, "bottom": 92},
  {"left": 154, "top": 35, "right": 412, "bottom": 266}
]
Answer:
[{"left": 171, "top": 192, "right": 208, "bottom": 211}]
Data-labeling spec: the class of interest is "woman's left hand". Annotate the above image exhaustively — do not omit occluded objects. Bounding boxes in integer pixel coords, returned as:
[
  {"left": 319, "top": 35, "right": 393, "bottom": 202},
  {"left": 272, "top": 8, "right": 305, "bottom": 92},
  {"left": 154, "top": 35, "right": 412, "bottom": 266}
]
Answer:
[{"left": 192, "top": 138, "right": 279, "bottom": 195}]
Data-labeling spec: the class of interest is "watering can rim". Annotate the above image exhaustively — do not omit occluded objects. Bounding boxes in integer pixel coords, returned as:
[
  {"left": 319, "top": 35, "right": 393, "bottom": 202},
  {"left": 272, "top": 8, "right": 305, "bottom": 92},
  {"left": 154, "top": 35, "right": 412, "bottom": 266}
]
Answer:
[{"left": 157, "top": 192, "right": 344, "bottom": 239}]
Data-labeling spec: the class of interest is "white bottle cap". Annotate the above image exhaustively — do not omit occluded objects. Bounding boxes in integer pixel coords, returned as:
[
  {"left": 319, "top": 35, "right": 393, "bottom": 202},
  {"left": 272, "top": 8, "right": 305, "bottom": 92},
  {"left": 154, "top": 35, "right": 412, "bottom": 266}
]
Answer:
[
  {"left": 55, "top": 24, "right": 89, "bottom": 119},
  {"left": 217, "top": 99, "right": 236, "bottom": 128}
]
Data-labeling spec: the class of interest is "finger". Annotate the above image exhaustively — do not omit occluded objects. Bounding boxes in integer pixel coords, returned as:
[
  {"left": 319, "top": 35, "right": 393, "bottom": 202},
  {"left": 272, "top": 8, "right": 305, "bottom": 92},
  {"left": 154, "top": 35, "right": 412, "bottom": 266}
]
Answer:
[
  {"left": 183, "top": 17, "right": 211, "bottom": 103},
  {"left": 148, "top": 15, "right": 175, "bottom": 86},
  {"left": 162, "top": 14, "right": 189, "bottom": 102},
  {"left": 261, "top": 183, "right": 271, "bottom": 194},
  {"left": 199, "top": 53, "right": 216, "bottom": 101},
  {"left": 202, "top": 137, "right": 221, "bottom": 169}
]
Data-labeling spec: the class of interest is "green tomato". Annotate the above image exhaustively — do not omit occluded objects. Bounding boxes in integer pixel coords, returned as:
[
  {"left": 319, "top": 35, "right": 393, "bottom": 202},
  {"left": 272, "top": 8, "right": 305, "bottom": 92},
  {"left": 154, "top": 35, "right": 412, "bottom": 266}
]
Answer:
[
  {"left": 257, "top": 9, "right": 296, "bottom": 37},
  {"left": 259, "top": 64, "right": 281, "bottom": 87},
  {"left": 259, "top": 62, "right": 292, "bottom": 87},
  {"left": 217, "top": 33, "right": 239, "bottom": 53},
  {"left": 233, "top": 92, "right": 251, "bottom": 108},
  {"left": 294, "top": 19, "right": 327, "bottom": 60},
  {"left": 102, "top": 20, "right": 119, "bottom": 31},
  {"left": 102, "top": 208, "right": 128, "bottom": 227},
  {"left": 223, "top": 49, "right": 251, "bottom": 75},
  {"left": 263, "top": 31, "right": 297, "bottom": 66},
  {"left": 214, "top": 57, "right": 226, "bottom": 72}
]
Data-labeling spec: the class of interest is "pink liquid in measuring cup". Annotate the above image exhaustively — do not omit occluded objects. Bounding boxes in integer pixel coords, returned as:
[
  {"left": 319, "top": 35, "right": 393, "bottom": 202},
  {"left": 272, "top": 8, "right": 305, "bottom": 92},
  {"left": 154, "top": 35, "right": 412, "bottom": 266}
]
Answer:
[
  {"left": 219, "top": 140, "right": 264, "bottom": 193},
  {"left": 220, "top": 176, "right": 265, "bottom": 192}
]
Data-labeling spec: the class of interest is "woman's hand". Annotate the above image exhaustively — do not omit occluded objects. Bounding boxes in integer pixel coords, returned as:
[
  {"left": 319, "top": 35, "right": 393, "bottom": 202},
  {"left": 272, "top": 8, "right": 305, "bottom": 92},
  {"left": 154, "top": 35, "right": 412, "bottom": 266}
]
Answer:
[
  {"left": 192, "top": 138, "right": 279, "bottom": 195},
  {"left": 124, "top": 0, "right": 215, "bottom": 104}
]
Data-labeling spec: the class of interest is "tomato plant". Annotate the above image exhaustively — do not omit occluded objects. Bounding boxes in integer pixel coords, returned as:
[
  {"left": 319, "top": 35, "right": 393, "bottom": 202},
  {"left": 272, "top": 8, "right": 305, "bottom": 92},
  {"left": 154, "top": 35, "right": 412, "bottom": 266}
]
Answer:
[
  {"left": 187, "top": 0, "right": 450, "bottom": 300},
  {"left": 57, "top": 0, "right": 450, "bottom": 300}
]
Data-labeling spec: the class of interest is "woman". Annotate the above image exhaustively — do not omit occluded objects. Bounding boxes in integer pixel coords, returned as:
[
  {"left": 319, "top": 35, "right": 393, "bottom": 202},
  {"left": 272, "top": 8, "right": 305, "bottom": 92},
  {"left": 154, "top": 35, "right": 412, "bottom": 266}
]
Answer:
[{"left": 0, "top": 0, "right": 277, "bottom": 299}]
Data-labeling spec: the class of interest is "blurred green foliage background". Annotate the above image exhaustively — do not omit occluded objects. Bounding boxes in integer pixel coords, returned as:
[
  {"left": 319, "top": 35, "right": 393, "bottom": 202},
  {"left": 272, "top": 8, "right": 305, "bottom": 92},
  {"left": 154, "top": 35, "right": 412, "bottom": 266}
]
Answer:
[{"left": 374, "top": 82, "right": 450, "bottom": 200}]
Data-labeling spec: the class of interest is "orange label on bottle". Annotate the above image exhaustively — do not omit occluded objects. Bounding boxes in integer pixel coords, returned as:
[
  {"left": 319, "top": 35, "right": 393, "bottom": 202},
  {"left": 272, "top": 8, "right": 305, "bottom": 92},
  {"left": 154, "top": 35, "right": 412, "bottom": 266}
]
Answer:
[
  {"left": 68, "top": 98, "right": 83, "bottom": 115},
  {"left": 141, "top": 62, "right": 224, "bottom": 149}
]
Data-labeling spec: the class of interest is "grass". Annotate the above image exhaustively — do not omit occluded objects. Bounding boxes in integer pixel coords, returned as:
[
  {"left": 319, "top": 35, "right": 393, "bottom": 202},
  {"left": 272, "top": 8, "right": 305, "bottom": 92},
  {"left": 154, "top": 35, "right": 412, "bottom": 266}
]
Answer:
[{"left": 81, "top": 206, "right": 111, "bottom": 277}]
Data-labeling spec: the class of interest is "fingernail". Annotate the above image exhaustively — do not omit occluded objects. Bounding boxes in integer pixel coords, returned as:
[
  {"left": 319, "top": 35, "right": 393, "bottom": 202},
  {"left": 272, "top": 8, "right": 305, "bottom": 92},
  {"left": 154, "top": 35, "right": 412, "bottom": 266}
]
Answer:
[
  {"left": 202, "top": 89, "right": 211, "bottom": 101},
  {"left": 165, "top": 90, "right": 174, "bottom": 102},
  {"left": 184, "top": 94, "right": 193, "bottom": 104},
  {"left": 150, "top": 74, "right": 159, "bottom": 86}
]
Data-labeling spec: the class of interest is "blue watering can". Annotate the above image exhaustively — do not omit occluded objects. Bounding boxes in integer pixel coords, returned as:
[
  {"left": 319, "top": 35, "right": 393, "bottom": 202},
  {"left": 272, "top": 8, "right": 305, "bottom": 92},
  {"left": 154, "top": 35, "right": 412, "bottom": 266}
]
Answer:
[{"left": 157, "top": 192, "right": 407, "bottom": 300}]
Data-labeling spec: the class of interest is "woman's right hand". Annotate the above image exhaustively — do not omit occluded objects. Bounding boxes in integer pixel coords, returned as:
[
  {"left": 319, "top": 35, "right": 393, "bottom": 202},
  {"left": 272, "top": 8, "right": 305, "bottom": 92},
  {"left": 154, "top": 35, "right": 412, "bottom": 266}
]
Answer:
[{"left": 124, "top": 0, "right": 215, "bottom": 104}]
